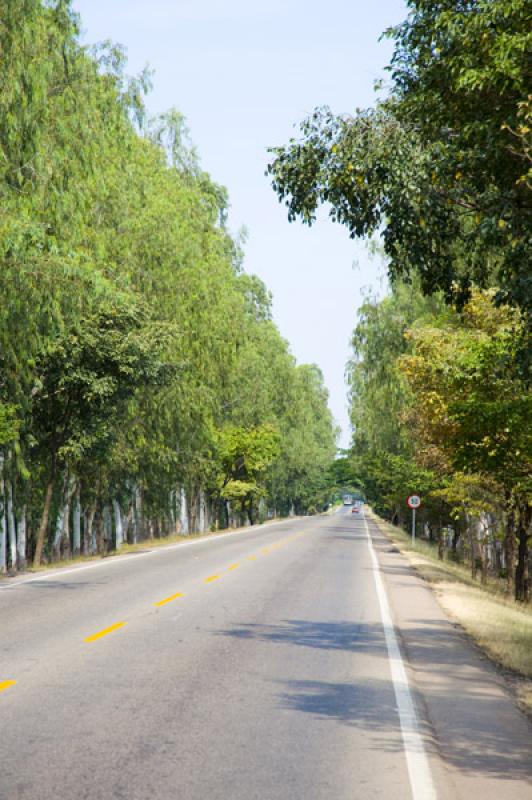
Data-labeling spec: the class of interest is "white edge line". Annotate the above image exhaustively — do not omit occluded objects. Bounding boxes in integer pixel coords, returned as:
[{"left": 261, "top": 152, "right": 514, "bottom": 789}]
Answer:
[
  {"left": 363, "top": 511, "right": 437, "bottom": 800},
  {"left": 0, "top": 517, "right": 300, "bottom": 591}
]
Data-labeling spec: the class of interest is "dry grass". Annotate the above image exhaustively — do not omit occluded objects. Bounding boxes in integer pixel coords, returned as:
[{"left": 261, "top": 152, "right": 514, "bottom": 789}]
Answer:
[
  {"left": 3, "top": 523, "right": 264, "bottom": 578},
  {"left": 369, "top": 509, "right": 532, "bottom": 715}
]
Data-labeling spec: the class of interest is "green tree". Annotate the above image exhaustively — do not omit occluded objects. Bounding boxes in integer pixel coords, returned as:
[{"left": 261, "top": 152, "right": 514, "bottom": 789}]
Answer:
[
  {"left": 268, "top": 1, "right": 531, "bottom": 314},
  {"left": 215, "top": 425, "right": 280, "bottom": 525},
  {"left": 30, "top": 291, "right": 166, "bottom": 565},
  {"left": 400, "top": 290, "right": 531, "bottom": 598}
]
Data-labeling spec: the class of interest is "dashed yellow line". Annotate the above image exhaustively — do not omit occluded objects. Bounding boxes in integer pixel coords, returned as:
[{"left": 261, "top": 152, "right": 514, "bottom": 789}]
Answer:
[
  {"left": 248, "top": 555, "right": 257, "bottom": 561},
  {"left": 204, "top": 574, "right": 220, "bottom": 583},
  {"left": 154, "top": 592, "right": 184, "bottom": 607},
  {"left": 84, "top": 622, "right": 126, "bottom": 643},
  {"left": 261, "top": 548, "right": 270, "bottom": 555},
  {"left": 0, "top": 680, "right": 16, "bottom": 693},
  {"left": 227, "top": 563, "right": 240, "bottom": 571}
]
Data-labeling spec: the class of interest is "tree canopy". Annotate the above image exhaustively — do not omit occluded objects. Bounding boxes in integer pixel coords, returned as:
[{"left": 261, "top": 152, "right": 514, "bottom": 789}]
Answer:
[
  {"left": 268, "top": 0, "right": 531, "bottom": 315},
  {"left": 0, "top": 0, "right": 338, "bottom": 573}
]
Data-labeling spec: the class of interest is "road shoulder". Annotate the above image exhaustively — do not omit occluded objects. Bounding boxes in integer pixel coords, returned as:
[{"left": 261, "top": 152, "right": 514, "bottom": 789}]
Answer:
[{"left": 365, "top": 512, "right": 532, "bottom": 800}]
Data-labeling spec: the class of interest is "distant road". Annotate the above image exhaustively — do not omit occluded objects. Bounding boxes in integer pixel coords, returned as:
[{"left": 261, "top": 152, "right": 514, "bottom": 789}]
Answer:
[{"left": 1, "top": 509, "right": 531, "bottom": 799}]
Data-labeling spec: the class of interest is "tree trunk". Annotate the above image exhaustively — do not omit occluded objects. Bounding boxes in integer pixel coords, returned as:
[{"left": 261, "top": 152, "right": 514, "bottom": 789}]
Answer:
[
  {"left": 53, "top": 503, "right": 65, "bottom": 562},
  {"left": 124, "top": 502, "right": 133, "bottom": 543},
  {"left": 451, "top": 528, "right": 460, "bottom": 560},
  {"left": 468, "top": 520, "right": 478, "bottom": 580},
  {"left": 437, "top": 526, "right": 445, "bottom": 561},
  {"left": 223, "top": 498, "right": 230, "bottom": 530},
  {"left": 52, "top": 474, "right": 69, "bottom": 562},
  {"left": 7, "top": 480, "right": 16, "bottom": 571},
  {"left": 33, "top": 478, "right": 55, "bottom": 567},
  {"left": 188, "top": 487, "right": 198, "bottom": 534},
  {"left": 199, "top": 490, "right": 206, "bottom": 533},
  {"left": 72, "top": 485, "right": 81, "bottom": 556},
  {"left": 134, "top": 486, "right": 143, "bottom": 541},
  {"left": 61, "top": 487, "right": 73, "bottom": 560},
  {"left": 16, "top": 506, "right": 27, "bottom": 570},
  {"left": 247, "top": 498, "right": 255, "bottom": 526},
  {"left": 102, "top": 505, "right": 112, "bottom": 552},
  {"left": 83, "top": 503, "right": 96, "bottom": 556},
  {"left": 95, "top": 508, "right": 104, "bottom": 554},
  {"left": 113, "top": 500, "right": 124, "bottom": 549},
  {"left": 0, "top": 464, "right": 6, "bottom": 574},
  {"left": 480, "top": 541, "right": 488, "bottom": 586},
  {"left": 504, "top": 506, "right": 516, "bottom": 598},
  {"left": 515, "top": 503, "right": 531, "bottom": 603},
  {"left": 180, "top": 487, "right": 189, "bottom": 535}
]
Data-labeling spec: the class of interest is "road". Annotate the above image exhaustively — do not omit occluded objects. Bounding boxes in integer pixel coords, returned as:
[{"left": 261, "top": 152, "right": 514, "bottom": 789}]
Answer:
[{"left": 1, "top": 509, "right": 531, "bottom": 799}]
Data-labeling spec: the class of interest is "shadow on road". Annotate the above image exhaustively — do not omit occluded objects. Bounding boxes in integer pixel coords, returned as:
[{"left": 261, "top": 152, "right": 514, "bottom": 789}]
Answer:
[
  {"left": 21, "top": 579, "right": 105, "bottom": 591},
  {"left": 219, "top": 618, "right": 387, "bottom": 655},
  {"left": 219, "top": 616, "right": 532, "bottom": 781},
  {"left": 277, "top": 677, "right": 404, "bottom": 750}
]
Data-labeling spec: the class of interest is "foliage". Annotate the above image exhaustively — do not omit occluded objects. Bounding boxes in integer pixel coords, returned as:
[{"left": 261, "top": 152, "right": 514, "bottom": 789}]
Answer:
[
  {"left": 347, "top": 282, "right": 531, "bottom": 599},
  {"left": 215, "top": 425, "right": 280, "bottom": 518},
  {"left": 400, "top": 290, "right": 531, "bottom": 498},
  {"left": 268, "top": 1, "right": 531, "bottom": 314},
  {"left": 0, "top": 0, "right": 338, "bottom": 570}
]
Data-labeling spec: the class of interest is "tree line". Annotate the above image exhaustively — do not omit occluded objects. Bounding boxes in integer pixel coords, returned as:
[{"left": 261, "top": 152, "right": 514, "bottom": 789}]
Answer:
[
  {"left": 268, "top": 0, "right": 531, "bottom": 601},
  {"left": 0, "top": 0, "right": 338, "bottom": 573}
]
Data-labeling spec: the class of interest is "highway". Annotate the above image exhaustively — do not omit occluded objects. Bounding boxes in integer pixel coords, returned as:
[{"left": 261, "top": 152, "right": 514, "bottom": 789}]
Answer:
[{"left": 1, "top": 508, "right": 531, "bottom": 799}]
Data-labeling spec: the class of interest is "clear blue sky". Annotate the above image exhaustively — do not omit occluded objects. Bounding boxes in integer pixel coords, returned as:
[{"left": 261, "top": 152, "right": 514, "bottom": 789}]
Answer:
[{"left": 74, "top": 0, "right": 407, "bottom": 447}]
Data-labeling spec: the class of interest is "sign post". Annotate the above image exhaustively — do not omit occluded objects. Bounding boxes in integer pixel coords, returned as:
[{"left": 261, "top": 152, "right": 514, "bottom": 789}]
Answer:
[{"left": 407, "top": 495, "right": 421, "bottom": 544}]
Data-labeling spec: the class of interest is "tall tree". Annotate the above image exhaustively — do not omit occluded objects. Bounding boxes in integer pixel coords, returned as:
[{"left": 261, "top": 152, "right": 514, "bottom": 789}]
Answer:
[{"left": 268, "top": 1, "right": 531, "bottom": 314}]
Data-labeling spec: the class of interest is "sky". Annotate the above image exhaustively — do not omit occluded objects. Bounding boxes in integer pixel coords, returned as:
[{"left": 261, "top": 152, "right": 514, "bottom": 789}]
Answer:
[{"left": 74, "top": 0, "right": 407, "bottom": 448}]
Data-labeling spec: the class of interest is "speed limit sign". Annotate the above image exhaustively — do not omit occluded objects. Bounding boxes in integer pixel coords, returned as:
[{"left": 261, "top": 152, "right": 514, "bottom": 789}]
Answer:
[{"left": 407, "top": 495, "right": 421, "bottom": 542}]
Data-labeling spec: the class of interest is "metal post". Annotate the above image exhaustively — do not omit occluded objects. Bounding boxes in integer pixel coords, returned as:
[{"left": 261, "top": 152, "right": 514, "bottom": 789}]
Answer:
[{"left": 412, "top": 507, "right": 416, "bottom": 544}]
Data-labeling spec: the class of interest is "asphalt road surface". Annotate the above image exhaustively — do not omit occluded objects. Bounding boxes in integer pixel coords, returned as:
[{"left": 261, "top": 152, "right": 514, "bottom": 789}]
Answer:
[{"left": 1, "top": 509, "right": 531, "bottom": 799}]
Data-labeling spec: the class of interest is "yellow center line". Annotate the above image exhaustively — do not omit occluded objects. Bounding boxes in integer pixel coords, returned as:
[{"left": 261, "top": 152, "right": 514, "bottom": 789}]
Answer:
[
  {"left": 154, "top": 592, "right": 184, "bottom": 607},
  {"left": 248, "top": 555, "right": 257, "bottom": 561},
  {"left": 0, "top": 680, "right": 16, "bottom": 693},
  {"left": 84, "top": 621, "right": 126, "bottom": 643},
  {"left": 204, "top": 574, "right": 220, "bottom": 583},
  {"left": 261, "top": 548, "right": 270, "bottom": 554},
  {"left": 227, "top": 563, "right": 240, "bottom": 571}
]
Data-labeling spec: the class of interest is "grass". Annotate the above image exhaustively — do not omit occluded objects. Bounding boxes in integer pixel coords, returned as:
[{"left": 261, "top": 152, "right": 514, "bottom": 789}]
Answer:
[
  {"left": 1, "top": 521, "right": 274, "bottom": 579},
  {"left": 368, "top": 509, "right": 532, "bottom": 715}
]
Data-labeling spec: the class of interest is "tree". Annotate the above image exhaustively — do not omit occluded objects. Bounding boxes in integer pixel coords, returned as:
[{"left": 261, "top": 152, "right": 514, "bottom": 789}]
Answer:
[
  {"left": 215, "top": 425, "right": 280, "bottom": 525},
  {"left": 30, "top": 291, "right": 166, "bottom": 565},
  {"left": 0, "top": 0, "right": 340, "bottom": 572},
  {"left": 400, "top": 290, "right": 531, "bottom": 598},
  {"left": 268, "top": 1, "right": 531, "bottom": 315}
]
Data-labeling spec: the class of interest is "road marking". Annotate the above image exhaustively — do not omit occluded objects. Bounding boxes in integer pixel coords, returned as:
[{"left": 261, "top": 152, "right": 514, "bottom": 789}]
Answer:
[
  {"left": 363, "top": 512, "right": 437, "bottom": 800},
  {"left": 154, "top": 592, "right": 184, "bottom": 607},
  {"left": 84, "top": 622, "right": 126, "bottom": 643},
  {"left": 204, "top": 574, "right": 220, "bottom": 583},
  {"left": 227, "top": 563, "right": 240, "bottom": 571},
  {"left": 248, "top": 555, "right": 257, "bottom": 561},
  {"left": 261, "top": 548, "right": 270, "bottom": 554},
  {"left": 0, "top": 680, "right": 16, "bottom": 693}
]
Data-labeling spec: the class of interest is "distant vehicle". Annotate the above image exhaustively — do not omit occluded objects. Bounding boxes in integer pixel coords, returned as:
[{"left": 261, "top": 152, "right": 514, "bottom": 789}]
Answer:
[
  {"left": 343, "top": 495, "right": 353, "bottom": 506},
  {"left": 351, "top": 506, "right": 360, "bottom": 513}
]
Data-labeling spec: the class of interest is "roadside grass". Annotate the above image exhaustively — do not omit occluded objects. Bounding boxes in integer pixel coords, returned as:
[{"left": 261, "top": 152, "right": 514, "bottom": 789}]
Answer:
[
  {"left": 368, "top": 509, "right": 532, "bottom": 714},
  {"left": 0, "top": 516, "right": 292, "bottom": 579}
]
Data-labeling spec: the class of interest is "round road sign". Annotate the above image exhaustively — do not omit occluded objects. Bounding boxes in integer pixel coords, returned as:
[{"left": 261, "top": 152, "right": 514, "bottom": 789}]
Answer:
[{"left": 407, "top": 495, "right": 421, "bottom": 509}]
